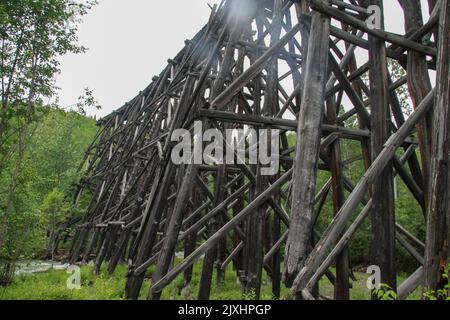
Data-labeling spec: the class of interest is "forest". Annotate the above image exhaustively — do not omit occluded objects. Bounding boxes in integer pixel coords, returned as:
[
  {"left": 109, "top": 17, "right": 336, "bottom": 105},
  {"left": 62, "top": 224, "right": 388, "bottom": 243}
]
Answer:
[
  {"left": 0, "top": 0, "right": 449, "bottom": 302},
  {"left": 0, "top": 0, "right": 98, "bottom": 286}
]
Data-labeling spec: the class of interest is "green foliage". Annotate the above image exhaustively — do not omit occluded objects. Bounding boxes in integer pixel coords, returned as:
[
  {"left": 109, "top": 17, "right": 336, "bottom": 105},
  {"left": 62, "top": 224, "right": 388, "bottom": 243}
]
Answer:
[
  {"left": 40, "top": 189, "right": 68, "bottom": 223},
  {"left": 0, "top": 109, "right": 97, "bottom": 262},
  {"left": 423, "top": 264, "right": 450, "bottom": 300},
  {"left": 75, "top": 87, "right": 101, "bottom": 115},
  {"left": 0, "top": 265, "right": 128, "bottom": 300},
  {"left": 0, "top": 263, "right": 427, "bottom": 300},
  {"left": 0, "top": 0, "right": 97, "bottom": 157},
  {"left": 243, "top": 289, "right": 257, "bottom": 300},
  {"left": 360, "top": 58, "right": 410, "bottom": 116},
  {"left": 0, "top": 0, "right": 97, "bottom": 272},
  {"left": 0, "top": 0, "right": 96, "bottom": 104},
  {"left": 374, "top": 284, "right": 398, "bottom": 300}
]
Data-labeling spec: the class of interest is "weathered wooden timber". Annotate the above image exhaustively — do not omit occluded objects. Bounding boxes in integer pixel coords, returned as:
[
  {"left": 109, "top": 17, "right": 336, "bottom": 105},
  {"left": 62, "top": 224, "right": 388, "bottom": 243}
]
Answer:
[{"left": 62, "top": 0, "right": 449, "bottom": 300}]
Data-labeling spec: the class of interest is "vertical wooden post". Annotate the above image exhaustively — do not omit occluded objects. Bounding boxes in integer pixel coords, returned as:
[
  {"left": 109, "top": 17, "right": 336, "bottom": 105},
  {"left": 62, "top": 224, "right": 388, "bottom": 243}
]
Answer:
[
  {"left": 125, "top": 161, "right": 175, "bottom": 299},
  {"left": 198, "top": 166, "right": 226, "bottom": 300},
  {"left": 64, "top": 0, "right": 448, "bottom": 302},
  {"left": 150, "top": 163, "right": 199, "bottom": 300},
  {"left": 326, "top": 96, "right": 350, "bottom": 300},
  {"left": 283, "top": 7, "right": 331, "bottom": 288},
  {"left": 399, "top": 0, "right": 432, "bottom": 201},
  {"left": 423, "top": 0, "right": 450, "bottom": 296},
  {"left": 271, "top": 192, "right": 281, "bottom": 299},
  {"left": 367, "top": 0, "right": 397, "bottom": 294}
]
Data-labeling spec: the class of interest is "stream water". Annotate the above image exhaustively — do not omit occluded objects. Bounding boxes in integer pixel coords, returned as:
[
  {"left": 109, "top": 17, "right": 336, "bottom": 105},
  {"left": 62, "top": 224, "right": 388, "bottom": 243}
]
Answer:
[{"left": 14, "top": 260, "right": 69, "bottom": 275}]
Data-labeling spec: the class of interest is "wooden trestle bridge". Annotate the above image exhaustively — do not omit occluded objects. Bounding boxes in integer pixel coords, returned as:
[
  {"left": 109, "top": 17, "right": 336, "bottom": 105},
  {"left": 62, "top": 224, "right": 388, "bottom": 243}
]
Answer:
[{"left": 62, "top": 0, "right": 449, "bottom": 300}]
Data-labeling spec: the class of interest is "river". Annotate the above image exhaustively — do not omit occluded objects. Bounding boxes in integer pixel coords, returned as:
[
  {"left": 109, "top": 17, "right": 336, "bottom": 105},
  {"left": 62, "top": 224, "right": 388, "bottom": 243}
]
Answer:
[{"left": 14, "top": 260, "right": 70, "bottom": 275}]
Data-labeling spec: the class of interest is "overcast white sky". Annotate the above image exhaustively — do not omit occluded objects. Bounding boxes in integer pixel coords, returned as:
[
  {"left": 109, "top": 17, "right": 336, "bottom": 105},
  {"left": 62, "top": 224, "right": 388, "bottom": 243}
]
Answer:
[{"left": 54, "top": 0, "right": 432, "bottom": 118}]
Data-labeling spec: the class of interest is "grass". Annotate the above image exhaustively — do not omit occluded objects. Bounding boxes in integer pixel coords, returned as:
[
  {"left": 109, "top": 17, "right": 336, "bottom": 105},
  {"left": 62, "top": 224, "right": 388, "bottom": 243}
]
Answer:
[
  {"left": 0, "top": 262, "right": 423, "bottom": 300},
  {"left": 0, "top": 264, "right": 131, "bottom": 300}
]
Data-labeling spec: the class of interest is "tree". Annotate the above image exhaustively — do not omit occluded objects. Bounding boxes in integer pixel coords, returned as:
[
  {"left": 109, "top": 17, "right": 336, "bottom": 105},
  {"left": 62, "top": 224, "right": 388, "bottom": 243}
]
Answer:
[
  {"left": 39, "top": 188, "right": 68, "bottom": 260},
  {"left": 0, "top": 0, "right": 96, "bottom": 254},
  {"left": 0, "top": 108, "right": 97, "bottom": 283}
]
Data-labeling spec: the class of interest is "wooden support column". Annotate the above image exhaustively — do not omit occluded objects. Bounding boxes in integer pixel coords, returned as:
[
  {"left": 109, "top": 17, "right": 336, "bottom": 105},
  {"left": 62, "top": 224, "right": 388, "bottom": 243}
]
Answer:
[
  {"left": 125, "top": 161, "right": 175, "bottom": 300},
  {"left": 283, "top": 7, "right": 331, "bottom": 288},
  {"left": 271, "top": 191, "right": 281, "bottom": 299},
  {"left": 245, "top": 0, "right": 283, "bottom": 299},
  {"left": 243, "top": 72, "right": 262, "bottom": 297},
  {"left": 291, "top": 89, "right": 435, "bottom": 297},
  {"left": 144, "top": 74, "right": 197, "bottom": 300},
  {"left": 63, "top": 0, "right": 448, "bottom": 302},
  {"left": 231, "top": 175, "right": 245, "bottom": 278},
  {"left": 151, "top": 169, "right": 293, "bottom": 294},
  {"left": 198, "top": 166, "right": 226, "bottom": 300},
  {"left": 399, "top": 0, "right": 433, "bottom": 202},
  {"left": 150, "top": 163, "right": 199, "bottom": 300},
  {"left": 326, "top": 95, "right": 350, "bottom": 300},
  {"left": 368, "top": 0, "right": 397, "bottom": 294},
  {"left": 125, "top": 67, "right": 196, "bottom": 299},
  {"left": 181, "top": 225, "right": 197, "bottom": 296},
  {"left": 198, "top": 2, "right": 257, "bottom": 300},
  {"left": 423, "top": 0, "right": 450, "bottom": 296}
]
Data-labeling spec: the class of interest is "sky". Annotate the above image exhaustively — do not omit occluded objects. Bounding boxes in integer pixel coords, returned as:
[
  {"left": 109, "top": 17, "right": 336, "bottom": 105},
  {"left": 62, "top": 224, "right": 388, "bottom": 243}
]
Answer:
[{"left": 54, "top": 0, "right": 432, "bottom": 118}]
